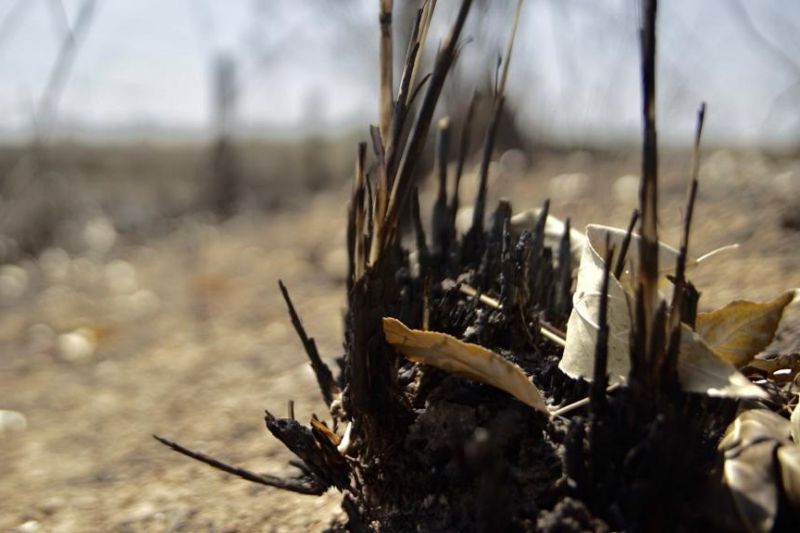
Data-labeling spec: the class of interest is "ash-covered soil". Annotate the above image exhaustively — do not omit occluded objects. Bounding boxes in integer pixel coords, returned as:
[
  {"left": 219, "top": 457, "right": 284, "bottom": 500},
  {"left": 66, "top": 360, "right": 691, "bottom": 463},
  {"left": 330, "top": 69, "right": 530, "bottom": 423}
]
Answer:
[{"left": 0, "top": 150, "right": 798, "bottom": 531}]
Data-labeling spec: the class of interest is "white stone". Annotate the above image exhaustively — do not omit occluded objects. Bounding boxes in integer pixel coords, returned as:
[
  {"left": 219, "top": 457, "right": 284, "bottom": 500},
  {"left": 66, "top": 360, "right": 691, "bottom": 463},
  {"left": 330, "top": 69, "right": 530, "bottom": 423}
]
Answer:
[
  {"left": 0, "top": 264, "right": 28, "bottom": 302},
  {"left": 57, "top": 328, "right": 98, "bottom": 363},
  {"left": 0, "top": 410, "right": 27, "bottom": 432}
]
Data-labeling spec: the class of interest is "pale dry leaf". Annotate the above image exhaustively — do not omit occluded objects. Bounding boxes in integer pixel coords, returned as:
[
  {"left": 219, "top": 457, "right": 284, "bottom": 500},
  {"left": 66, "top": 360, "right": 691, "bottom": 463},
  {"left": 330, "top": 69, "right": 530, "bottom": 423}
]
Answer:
[
  {"left": 678, "top": 325, "right": 768, "bottom": 399},
  {"left": 778, "top": 445, "right": 800, "bottom": 510},
  {"left": 696, "top": 290, "right": 798, "bottom": 368},
  {"left": 560, "top": 224, "right": 684, "bottom": 384},
  {"left": 792, "top": 401, "right": 800, "bottom": 444},
  {"left": 382, "top": 317, "right": 548, "bottom": 414},
  {"left": 719, "top": 409, "right": 792, "bottom": 533},
  {"left": 722, "top": 440, "right": 780, "bottom": 533},
  {"left": 559, "top": 224, "right": 766, "bottom": 398},
  {"left": 720, "top": 409, "right": 792, "bottom": 458}
]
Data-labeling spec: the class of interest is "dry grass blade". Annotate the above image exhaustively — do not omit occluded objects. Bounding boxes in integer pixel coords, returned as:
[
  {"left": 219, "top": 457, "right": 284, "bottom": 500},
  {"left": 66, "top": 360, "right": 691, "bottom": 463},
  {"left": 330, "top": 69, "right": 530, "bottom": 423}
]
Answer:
[
  {"left": 377, "top": 0, "right": 473, "bottom": 260},
  {"left": 408, "top": 0, "right": 437, "bottom": 107},
  {"left": 467, "top": 0, "right": 524, "bottom": 241},
  {"left": 451, "top": 90, "right": 479, "bottom": 224},
  {"left": 385, "top": 8, "right": 422, "bottom": 180},
  {"left": 497, "top": 0, "right": 524, "bottom": 98},
  {"left": 382, "top": 317, "right": 548, "bottom": 413},
  {"left": 432, "top": 116, "right": 451, "bottom": 257}
]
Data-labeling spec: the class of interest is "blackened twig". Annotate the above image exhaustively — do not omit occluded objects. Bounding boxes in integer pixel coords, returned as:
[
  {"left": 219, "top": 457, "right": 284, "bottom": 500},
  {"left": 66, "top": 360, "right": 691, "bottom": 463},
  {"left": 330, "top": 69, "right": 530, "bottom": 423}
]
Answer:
[
  {"left": 278, "top": 281, "right": 339, "bottom": 406},
  {"left": 637, "top": 0, "right": 660, "bottom": 370},
  {"left": 152, "top": 435, "right": 326, "bottom": 496},
  {"left": 556, "top": 217, "right": 573, "bottom": 318},
  {"left": 591, "top": 237, "right": 615, "bottom": 413},
  {"left": 664, "top": 102, "right": 706, "bottom": 375},
  {"left": 378, "top": 0, "right": 393, "bottom": 144},
  {"left": 411, "top": 188, "right": 430, "bottom": 276},
  {"left": 450, "top": 90, "right": 479, "bottom": 228},
  {"left": 432, "top": 117, "right": 451, "bottom": 259},
  {"left": 613, "top": 209, "right": 640, "bottom": 280}
]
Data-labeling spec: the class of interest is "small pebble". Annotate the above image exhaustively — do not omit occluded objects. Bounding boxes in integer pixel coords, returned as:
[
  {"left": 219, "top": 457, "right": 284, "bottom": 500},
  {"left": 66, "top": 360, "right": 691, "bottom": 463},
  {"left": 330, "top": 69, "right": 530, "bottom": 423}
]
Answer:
[
  {"left": 0, "top": 410, "right": 27, "bottom": 432},
  {"left": 14, "top": 520, "right": 40, "bottom": 533},
  {"left": 549, "top": 173, "right": 589, "bottom": 200},
  {"left": 58, "top": 328, "right": 98, "bottom": 363},
  {"left": 0, "top": 264, "right": 28, "bottom": 302}
]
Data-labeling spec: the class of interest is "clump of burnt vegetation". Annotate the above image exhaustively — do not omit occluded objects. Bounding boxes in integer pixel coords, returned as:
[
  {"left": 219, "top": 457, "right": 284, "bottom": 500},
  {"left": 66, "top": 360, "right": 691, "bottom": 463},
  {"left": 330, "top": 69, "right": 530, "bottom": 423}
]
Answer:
[{"left": 157, "top": 1, "right": 800, "bottom": 531}]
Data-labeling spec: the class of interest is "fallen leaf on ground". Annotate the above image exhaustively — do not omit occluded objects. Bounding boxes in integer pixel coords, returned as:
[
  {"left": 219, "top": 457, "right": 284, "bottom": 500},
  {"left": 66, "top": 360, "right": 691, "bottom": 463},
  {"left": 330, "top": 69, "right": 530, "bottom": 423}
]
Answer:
[
  {"left": 696, "top": 290, "right": 797, "bottom": 368},
  {"left": 560, "top": 224, "right": 768, "bottom": 399},
  {"left": 382, "top": 317, "right": 548, "bottom": 414},
  {"left": 677, "top": 325, "right": 768, "bottom": 399},
  {"left": 779, "top": 445, "right": 800, "bottom": 509},
  {"left": 719, "top": 409, "right": 792, "bottom": 533}
]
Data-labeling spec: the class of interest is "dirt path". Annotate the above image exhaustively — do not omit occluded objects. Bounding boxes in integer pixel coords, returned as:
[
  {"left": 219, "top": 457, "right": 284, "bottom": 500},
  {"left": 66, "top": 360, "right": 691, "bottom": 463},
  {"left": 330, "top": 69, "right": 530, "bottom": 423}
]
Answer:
[{"left": 1, "top": 150, "right": 798, "bottom": 531}]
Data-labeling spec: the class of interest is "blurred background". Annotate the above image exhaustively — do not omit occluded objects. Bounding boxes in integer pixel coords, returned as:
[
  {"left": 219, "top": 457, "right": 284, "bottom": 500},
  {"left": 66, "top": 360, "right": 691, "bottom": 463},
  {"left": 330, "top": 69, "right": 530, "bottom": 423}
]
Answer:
[
  {"left": 0, "top": 0, "right": 799, "bottom": 253},
  {"left": 1, "top": 1, "right": 799, "bottom": 531},
  {"left": 0, "top": 0, "right": 798, "bottom": 257}
]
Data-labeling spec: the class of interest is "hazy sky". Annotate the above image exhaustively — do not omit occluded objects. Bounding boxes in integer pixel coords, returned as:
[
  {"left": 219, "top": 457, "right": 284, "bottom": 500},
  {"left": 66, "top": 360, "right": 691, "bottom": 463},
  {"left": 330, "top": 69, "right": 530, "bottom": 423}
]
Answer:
[{"left": 0, "top": 0, "right": 798, "bottom": 146}]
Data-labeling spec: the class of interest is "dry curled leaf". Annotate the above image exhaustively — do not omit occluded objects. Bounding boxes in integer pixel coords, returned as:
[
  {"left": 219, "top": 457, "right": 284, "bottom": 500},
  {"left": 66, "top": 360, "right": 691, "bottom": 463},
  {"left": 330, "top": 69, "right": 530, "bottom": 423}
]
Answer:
[
  {"left": 696, "top": 290, "right": 798, "bottom": 368},
  {"left": 779, "top": 445, "right": 800, "bottom": 510},
  {"left": 719, "top": 409, "right": 792, "bottom": 533},
  {"left": 382, "top": 317, "right": 548, "bottom": 414},
  {"left": 560, "top": 224, "right": 767, "bottom": 399}
]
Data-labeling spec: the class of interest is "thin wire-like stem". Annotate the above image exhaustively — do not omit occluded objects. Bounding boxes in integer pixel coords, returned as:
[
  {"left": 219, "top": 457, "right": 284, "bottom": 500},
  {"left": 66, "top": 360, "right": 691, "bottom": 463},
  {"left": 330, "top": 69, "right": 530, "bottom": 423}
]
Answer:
[{"left": 153, "top": 435, "right": 325, "bottom": 495}]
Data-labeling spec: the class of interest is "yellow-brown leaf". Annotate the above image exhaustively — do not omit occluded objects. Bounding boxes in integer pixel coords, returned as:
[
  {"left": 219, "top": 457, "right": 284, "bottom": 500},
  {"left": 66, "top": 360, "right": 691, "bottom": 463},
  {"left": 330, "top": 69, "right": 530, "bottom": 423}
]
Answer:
[
  {"left": 382, "top": 317, "right": 548, "bottom": 414},
  {"left": 696, "top": 290, "right": 797, "bottom": 368}
]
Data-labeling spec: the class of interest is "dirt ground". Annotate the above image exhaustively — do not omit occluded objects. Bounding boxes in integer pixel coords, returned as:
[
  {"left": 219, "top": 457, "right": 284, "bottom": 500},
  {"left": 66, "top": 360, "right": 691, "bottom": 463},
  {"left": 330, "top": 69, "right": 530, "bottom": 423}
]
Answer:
[{"left": 1, "top": 149, "right": 799, "bottom": 532}]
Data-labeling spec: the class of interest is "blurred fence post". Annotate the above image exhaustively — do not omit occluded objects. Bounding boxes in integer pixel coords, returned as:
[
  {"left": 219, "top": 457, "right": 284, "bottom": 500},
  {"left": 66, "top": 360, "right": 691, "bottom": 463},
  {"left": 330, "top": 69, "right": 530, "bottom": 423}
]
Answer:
[{"left": 210, "top": 52, "right": 240, "bottom": 219}]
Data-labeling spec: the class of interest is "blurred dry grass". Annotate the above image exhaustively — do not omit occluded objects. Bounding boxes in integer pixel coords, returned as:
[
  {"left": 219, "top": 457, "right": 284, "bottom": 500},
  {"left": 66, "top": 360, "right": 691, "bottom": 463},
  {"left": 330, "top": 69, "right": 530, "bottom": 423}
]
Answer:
[{"left": 0, "top": 135, "right": 360, "bottom": 261}]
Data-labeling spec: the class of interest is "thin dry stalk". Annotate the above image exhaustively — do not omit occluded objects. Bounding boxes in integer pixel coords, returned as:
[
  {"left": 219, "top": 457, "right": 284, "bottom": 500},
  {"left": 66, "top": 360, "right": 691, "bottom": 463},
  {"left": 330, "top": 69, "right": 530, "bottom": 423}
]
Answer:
[
  {"left": 664, "top": 102, "right": 706, "bottom": 368},
  {"left": 385, "top": 9, "right": 423, "bottom": 180},
  {"left": 613, "top": 209, "right": 640, "bottom": 280},
  {"left": 450, "top": 90, "right": 479, "bottom": 224},
  {"left": 375, "top": 0, "right": 473, "bottom": 262},
  {"left": 591, "top": 237, "right": 615, "bottom": 411},
  {"left": 379, "top": 0, "right": 394, "bottom": 144},
  {"left": 466, "top": 0, "right": 524, "bottom": 242},
  {"left": 353, "top": 143, "right": 368, "bottom": 283},
  {"left": 636, "top": 0, "right": 660, "bottom": 371},
  {"left": 432, "top": 116, "right": 451, "bottom": 256},
  {"left": 408, "top": 0, "right": 437, "bottom": 107}
]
